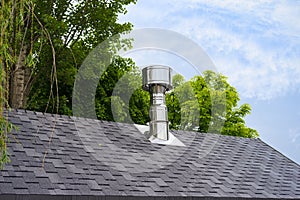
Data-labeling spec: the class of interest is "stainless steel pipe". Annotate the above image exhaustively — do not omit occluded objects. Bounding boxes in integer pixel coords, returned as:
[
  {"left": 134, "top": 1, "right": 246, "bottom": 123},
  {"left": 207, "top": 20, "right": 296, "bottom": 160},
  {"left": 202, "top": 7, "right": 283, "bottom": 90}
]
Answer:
[{"left": 142, "top": 66, "right": 173, "bottom": 141}]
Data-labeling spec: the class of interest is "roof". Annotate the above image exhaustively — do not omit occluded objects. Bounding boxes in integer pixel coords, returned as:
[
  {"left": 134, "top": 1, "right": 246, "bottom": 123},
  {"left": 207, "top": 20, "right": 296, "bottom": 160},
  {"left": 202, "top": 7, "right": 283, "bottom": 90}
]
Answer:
[{"left": 1, "top": 109, "right": 300, "bottom": 200}]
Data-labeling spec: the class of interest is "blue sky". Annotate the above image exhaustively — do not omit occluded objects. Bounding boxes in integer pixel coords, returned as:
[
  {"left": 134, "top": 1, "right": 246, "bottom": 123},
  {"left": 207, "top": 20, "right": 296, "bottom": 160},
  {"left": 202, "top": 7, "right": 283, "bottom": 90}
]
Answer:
[{"left": 118, "top": 0, "right": 300, "bottom": 164}]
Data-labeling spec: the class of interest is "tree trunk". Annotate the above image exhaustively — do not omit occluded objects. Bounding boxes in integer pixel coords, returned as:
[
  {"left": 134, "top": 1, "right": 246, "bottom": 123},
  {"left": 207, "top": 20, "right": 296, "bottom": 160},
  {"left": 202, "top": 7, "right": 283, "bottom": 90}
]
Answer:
[{"left": 9, "top": 46, "right": 31, "bottom": 109}]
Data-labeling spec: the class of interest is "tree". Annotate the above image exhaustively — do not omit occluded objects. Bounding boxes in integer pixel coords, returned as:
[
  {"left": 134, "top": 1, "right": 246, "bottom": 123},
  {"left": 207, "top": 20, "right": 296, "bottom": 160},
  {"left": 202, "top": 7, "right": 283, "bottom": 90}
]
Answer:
[
  {"left": 95, "top": 56, "right": 136, "bottom": 121},
  {"left": 0, "top": 0, "right": 38, "bottom": 168},
  {"left": 167, "top": 76, "right": 199, "bottom": 130},
  {"left": 166, "top": 71, "right": 258, "bottom": 138},
  {"left": 24, "top": 0, "right": 137, "bottom": 114},
  {"left": 0, "top": 0, "right": 137, "bottom": 167},
  {"left": 95, "top": 57, "right": 150, "bottom": 124},
  {"left": 0, "top": 0, "right": 136, "bottom": 111}
]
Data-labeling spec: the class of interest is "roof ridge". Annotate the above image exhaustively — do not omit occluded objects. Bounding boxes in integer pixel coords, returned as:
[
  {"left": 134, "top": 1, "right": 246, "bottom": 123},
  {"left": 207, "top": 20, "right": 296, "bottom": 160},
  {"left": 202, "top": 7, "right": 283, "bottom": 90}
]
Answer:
[
  {"left": 5, "top": 108, "right": 144, "bottom": 126},
  {"left": 4, "top": 108, "right": 260, "bottom": 140},
  {"left": 4, "top": 108, "right": 264, "bottom": 142},
  {"left": 173, "top": 129, "right": 260, "bottom": 141}
]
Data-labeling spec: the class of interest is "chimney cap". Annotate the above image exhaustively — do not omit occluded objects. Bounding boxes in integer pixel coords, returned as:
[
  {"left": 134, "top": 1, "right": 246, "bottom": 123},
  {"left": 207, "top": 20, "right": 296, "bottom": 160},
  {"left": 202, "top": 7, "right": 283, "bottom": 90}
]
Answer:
[{"left": 142, "top": 65, "right": 173, "bottom": 91}]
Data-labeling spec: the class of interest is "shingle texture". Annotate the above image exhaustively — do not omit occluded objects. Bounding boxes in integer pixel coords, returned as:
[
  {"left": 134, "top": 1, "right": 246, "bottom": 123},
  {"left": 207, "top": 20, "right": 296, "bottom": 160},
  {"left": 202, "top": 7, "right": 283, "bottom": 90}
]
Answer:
[{"left": 1, "top": 109, "right": 300, "bottom": 199}]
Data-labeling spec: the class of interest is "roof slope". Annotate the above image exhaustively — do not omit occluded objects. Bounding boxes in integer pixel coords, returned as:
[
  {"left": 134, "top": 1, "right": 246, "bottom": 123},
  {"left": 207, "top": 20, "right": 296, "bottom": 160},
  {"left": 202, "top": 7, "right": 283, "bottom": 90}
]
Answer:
[{"left": 1, "top": 109, "right": 300, "bottom": 199}]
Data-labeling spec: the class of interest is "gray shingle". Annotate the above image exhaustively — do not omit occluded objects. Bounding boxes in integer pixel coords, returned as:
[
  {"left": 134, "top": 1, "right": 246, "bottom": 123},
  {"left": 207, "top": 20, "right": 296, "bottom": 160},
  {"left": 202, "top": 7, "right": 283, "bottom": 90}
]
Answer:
[{"left": 1, "top": 109, "right": 300, "bottom": 199}]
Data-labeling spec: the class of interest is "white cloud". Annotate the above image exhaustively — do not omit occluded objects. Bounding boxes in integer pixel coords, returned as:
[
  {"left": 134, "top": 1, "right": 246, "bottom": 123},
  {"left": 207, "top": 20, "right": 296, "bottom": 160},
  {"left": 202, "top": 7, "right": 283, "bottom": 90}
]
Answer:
[
  {"left": 120, "top": 0, "right": 300, "bottom": 100},
  {"left": 289, "top": 128, "right": 300, "bottom": 147},
  {"left": 272, "top": 1, "right": 300, "bottom": 37},
  {"left": 181, "top": 0, "right": 272, "bottom": 10}
]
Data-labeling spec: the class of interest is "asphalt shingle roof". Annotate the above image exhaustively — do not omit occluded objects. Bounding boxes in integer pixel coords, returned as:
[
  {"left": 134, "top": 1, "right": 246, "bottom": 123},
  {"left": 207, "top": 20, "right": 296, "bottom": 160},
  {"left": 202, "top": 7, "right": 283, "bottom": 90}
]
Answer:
[{"left": 1, "top": 109, "right": 300, "bottom": 199}]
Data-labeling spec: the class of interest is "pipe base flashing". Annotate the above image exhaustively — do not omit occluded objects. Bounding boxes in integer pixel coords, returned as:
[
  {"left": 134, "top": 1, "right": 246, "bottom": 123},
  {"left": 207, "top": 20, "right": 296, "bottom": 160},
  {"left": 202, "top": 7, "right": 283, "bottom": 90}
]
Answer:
[{"left": 134, "top": 124, "right": 185, "bottom": 147}]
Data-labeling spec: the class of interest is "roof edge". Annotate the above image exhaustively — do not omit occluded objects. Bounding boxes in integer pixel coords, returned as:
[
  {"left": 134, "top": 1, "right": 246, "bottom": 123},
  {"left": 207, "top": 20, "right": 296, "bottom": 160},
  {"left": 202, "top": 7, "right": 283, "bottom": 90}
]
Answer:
[{"left": 0, "top": 194, "right": 290, "bottom": 200}]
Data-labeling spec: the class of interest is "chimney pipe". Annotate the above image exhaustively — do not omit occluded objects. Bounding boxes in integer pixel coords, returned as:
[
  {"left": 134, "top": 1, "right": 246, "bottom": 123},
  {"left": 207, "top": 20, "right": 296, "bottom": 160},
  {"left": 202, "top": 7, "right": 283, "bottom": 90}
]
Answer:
[{"left": 142, "top": 66, "right": 173, "bottom": 141}]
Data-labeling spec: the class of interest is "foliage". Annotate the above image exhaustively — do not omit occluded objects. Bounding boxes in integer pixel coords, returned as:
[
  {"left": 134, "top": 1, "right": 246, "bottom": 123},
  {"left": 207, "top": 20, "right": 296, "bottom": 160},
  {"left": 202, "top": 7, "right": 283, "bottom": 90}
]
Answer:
[
  {"left": 166, "top": 92, "right": 181, "bottom": 129},
  {"left": 95, "top": 57, "right": 135, "bottom": 121},
  {"left": 95, "top": 56, "right": 150, "bottom": 124},
  {"left": 26, "top": 0, "right": 137, "bottom": 114},
  {"left": 166, "top": 71, "right": 259, "bottom": 138},
  {"left": 129, "top": 88, "right": 150, "bottom": 124}
]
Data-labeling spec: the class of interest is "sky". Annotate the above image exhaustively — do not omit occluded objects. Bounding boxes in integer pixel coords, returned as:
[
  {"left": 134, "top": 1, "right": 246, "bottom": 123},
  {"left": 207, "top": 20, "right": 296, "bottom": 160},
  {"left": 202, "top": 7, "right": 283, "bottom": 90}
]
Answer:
[{"left": 118, "top": 0, "right": 300, "bottom": 164}]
